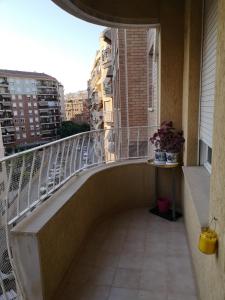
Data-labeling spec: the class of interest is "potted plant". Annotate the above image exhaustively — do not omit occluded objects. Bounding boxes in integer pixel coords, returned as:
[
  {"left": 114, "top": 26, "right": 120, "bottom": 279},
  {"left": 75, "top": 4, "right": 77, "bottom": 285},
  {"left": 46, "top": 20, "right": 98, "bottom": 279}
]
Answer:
[
  {"left": 163, "top": 122, "right": 185, "bottom": 164},
  {"left": 150, "top": 121, "right": 185, "bottom": 165},
  {"left": 150, "top": 121, "right": 173, "bottom": 164}
]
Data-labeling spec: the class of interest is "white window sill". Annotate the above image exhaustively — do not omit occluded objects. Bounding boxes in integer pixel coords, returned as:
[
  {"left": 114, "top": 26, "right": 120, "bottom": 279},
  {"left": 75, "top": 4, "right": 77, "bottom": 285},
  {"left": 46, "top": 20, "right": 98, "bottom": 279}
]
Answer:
[{"left": 182, "top": 166, "right": 210, "bottom": 227}]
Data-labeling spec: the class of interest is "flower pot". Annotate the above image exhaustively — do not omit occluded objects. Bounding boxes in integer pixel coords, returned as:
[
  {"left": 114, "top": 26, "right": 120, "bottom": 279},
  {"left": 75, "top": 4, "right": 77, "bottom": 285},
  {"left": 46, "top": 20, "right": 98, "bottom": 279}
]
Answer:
[
  {"left": 154, "top": 150, "right": 166, "bottom": 165},
  {"left": 157, "top": 197, "right": 170, "bottom": 214},
  {"left": 166, "top": 152, "right": 179, "bottom": 165}
]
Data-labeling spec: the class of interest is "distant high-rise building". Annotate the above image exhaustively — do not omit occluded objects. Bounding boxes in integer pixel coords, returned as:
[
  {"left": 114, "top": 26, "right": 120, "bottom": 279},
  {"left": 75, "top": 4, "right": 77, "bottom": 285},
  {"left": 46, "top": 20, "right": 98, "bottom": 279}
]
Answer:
[
  {"left": 0, "top": 70, "right": 64, "bottom": 155},
  {"left": 65, "top": 91, "right": 89, "bottom": 124}
]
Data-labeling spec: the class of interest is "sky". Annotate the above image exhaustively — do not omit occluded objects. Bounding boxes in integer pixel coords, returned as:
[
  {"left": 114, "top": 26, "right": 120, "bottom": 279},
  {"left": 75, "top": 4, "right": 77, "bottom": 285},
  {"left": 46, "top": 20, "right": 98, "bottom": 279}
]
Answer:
[{"left": 0, "top": 0, "right": 105, "bottom": 93}]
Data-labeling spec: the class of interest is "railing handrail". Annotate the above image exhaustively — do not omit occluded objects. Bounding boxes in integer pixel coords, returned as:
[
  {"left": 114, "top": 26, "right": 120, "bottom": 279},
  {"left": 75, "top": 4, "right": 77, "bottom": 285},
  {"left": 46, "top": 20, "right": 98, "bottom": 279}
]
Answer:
[{"left": 0, "top": 125, "right": 157, "bottom": 163}]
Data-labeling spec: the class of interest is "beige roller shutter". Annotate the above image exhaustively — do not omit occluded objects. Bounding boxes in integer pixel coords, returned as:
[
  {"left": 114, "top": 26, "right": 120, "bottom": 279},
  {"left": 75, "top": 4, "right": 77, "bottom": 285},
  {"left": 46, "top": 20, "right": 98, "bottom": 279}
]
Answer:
[{"left": 200, "top": 0, "right": 218, "bottom": 148}]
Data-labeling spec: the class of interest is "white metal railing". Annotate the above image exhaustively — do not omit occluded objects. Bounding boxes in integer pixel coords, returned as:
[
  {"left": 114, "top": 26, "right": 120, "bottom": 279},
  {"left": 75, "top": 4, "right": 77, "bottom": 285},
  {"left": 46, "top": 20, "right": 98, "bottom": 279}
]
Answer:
[{"left": 0, "top": 125, "right": 157, "bottom": 299}]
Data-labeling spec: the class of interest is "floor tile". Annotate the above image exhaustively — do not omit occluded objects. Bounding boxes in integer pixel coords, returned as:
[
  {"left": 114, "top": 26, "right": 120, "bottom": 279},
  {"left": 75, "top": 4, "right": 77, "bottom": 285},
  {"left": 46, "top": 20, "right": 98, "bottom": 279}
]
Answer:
[
  {"left": 54, "top": 209, "right": 197, "bottom": 300},
  {"left": 108, "top": 287, "right": 139, "bottom": 300},
  {"left": 118, "top": 253, "right": 144, "bottom": 270},
  {"left": 113, "top": 268, "right": 141, "bottom": 289},
  {"left": 138, "top": 290, "right": 167, "bottom": 300}
]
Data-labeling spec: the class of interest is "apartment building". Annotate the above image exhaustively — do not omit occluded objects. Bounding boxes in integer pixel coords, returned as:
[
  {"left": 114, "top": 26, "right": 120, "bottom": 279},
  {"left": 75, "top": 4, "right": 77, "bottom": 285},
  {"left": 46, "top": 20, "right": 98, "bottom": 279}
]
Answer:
[
  {"left": 88, "top": 28, "right": 113, "bottom": 131},
  {"left": 0, "top": 70, "right": 63, "bottom": 155},
  {"left": 65, "top": 90, "right": 89, "bottom": 123}
]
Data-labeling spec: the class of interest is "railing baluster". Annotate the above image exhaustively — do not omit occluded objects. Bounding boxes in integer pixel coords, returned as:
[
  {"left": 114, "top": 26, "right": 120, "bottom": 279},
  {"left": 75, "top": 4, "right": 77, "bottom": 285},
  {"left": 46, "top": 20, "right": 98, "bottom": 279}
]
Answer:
[
  {"left": 64, "top": 139, "right": 72, "bottom": 178},
  {"left": 86, "top": 132, "right": 91, "bottom": 166},
  {"left": 137, "top": 128, "right": 140, "bottom": 157},
  {"left": 53, "top": 143, "right": 60, "bottom": 190},
  {"left": 100, "top": 131, "right": 103, "bottom": 163},
  {"left": 79, "top": 135, "right": 85, "bottom": 170},
  {"left": 73, "top": 137, "right": 79, "bottom": 173},
  {"left": 27, "top": 151, "right": 37, "bottom": 208},
  {"left": 46, "top": 146, "right": 53, "bottom": 194},
  {"left": 17, "top": 155, "right": 25, "bottom": 217},
  {"left": 69, "top": 138, "right": 76, "bottom": 176},
  {"left": 127, "top": 127, "right": 130, "bottom": 159},
  {"left": 38, "top": 148, "right": 46, "bottom": 201},
  {"left": 59, "top": 141, "right": 66, "bottom": 183}
]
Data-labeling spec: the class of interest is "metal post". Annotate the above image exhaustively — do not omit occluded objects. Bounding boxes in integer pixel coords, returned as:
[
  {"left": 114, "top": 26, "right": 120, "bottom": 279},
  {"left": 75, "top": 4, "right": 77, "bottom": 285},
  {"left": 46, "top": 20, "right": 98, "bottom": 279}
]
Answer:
[{"left": 172, "top": 168, "right": 176, "bottom": 221}]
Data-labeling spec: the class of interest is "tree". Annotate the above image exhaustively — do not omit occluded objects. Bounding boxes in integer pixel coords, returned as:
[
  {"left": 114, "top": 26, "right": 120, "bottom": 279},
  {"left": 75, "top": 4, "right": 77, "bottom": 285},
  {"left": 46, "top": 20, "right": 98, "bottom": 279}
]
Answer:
[{"left": 58, "top": 121, "right": 90, "bottom": 138}]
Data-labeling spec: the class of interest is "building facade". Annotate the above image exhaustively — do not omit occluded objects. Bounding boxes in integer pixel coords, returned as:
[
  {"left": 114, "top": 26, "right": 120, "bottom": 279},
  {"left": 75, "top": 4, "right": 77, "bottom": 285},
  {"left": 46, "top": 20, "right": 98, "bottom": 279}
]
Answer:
[
  {"left": 0, "top": 70, "right": 63, "bottom": 155},
  {"left": 65, "top": 90, "right": 89, "bottom": 124},
  {"left": 88, "top": 28, "right": 113, "bottom": 131}
]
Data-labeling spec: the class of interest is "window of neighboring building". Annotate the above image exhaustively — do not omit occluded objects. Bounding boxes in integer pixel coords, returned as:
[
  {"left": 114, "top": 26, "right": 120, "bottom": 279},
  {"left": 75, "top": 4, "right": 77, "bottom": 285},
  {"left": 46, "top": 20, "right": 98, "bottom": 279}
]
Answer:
[
  {"left": 29, "top": 110, "right": 32, "bottom": 114},
  {"left": 11, "top": 95, "right": 16, "bottom": 100},
  {"left": 31, "top": 132, "right": 35, "bottom": 136},
  {"left": 16, "top": 134, "right": 20, "bottom": 140},
  {"left": 19, "top": 102, "right": 23, "bottom": 107},
  {"left": 33, "top": 102, "right": 37, "bottom": 107},
  {"left": 12, "top": 103, "right": 16, "bottom": 107},
  {"left": 15, "top": 126, "right": 19, "bottom": 132},
  {"left": 28, "top": 102, "right": 31, "bottom": 107},
  {"left": 13, "top": 111, "right": 18, "bottom": 116},
  {"left": 34, "top": 110, "right": 38, "bottom": 115},
  {"left": 30, "top": 125, "right": 34, "bottom": 130},
  {"left": 22, "top": 133, "right": 26, "bottom": 138},
  {"left": 35, "top": 117, "right": 39, "bottom": 122},
  {"left": 20, "top": 111, "right": 24, "bottom": 116},
  {"left": 18, "top": 95, "right": 22, "bottom": 100},
  {"left": 29, "top": 117, "right": 33, "bottom": 123}
]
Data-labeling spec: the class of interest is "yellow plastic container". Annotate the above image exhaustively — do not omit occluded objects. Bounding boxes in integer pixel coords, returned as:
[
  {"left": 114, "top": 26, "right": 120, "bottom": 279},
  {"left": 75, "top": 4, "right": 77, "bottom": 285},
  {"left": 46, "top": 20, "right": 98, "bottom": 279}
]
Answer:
[{"left": 198, "top": 227, "right": 218, "bottom": 254}]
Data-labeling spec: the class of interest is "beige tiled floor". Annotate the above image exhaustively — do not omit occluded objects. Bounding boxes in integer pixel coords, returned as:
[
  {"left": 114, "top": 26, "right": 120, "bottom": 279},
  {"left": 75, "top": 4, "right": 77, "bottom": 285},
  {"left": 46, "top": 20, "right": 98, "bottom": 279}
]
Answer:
[{"left": 57, "top": 208, "right": 198, "bottom": 300}]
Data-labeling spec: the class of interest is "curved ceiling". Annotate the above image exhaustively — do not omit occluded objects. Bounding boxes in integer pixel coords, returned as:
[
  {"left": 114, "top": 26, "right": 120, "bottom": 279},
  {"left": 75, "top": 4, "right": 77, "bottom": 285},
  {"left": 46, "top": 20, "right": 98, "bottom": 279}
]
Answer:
[{"left": 52, "top": 0, "right": 160, "bottom": 27}]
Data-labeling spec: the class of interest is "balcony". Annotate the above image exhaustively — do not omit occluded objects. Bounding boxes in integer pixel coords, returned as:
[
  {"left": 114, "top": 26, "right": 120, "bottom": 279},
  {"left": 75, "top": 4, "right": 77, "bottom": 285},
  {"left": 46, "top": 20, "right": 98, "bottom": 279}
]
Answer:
[
  {"left": 103, "top": 110, "right": 114, "bottom": 123},
  {"left": 3, "top": 135, "right": 15, "bottom": 144},
  {"left": 0, "top": 126, "right": 197, "bottom": 300},
  {"left": 101, "top": 46, "right": 112, "bottom": 67}
]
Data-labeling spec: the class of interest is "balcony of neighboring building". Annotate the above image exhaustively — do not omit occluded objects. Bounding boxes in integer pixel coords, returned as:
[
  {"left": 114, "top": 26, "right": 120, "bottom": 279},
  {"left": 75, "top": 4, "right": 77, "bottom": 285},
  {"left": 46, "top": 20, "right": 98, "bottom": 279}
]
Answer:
[
  {"left": 101, "top": 46, "right": 112, "bottom": 68},
  {"left": 103, "top": 110, "right": 114, "bottom": 123},
  {"left": 0, "top": 77, "right": 9, "bottom": 87},
  {"left": 0, "top": 111, "right": 13, "bottom": 120},
  {"left": 2, "top": 134, "right": 15, "bottom": 144},
  {"left": 36, "top": 80, "right": 57, "bottom": 88}
]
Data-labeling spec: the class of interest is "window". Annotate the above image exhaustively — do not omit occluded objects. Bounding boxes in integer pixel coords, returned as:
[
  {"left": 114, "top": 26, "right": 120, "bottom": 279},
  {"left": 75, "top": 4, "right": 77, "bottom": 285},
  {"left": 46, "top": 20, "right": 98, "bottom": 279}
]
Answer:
[
  {"left": 34, "top": 110, "right": 38, "bottom": 115},
  {"left": 37, "top": 131, "right": 40, "bottom": 135},
  {"left": 36, "top": 124, "right": 39, "bottom": 128},
  {"left": 28, "top": 102, "right": 31, "bottom": 107},
  {"left": 20, "top": 111, "right": 24, "bottom": 116},
  {"left": 29, "top": 110, "right": 32, "bottom": 114},
  {"left": 33, "top": 102, "right": 37, "bottom": 107},
  {"left": 199, "top": 0, "right": 217, "bottom": 173},
  {"left": 22, "top": 133, "right": 26, "bottom": 138},
  {"left": 16, "top": 134, "right": 20, "bottom": 140},
  {"left": 33, "top": 95, "right": 36, "bottom": 99},
  {"left": 15, "top": 126, "right": 19, "bottom": 132},
  {"left": 11, "top": 95, "right": 16, "bottom": 100},
  {"left": 20, "top": 119, "right": 25, "bottom": 124},
  {"left": 19, "top": 102, "right": 23, "bottom": 107},
  {"left": 200, "top": 140, "right": 212, "bottom": 173},
  {"left": 31, "top": 132, "right": 35, "bottom": 136},
  {"left": 12, "top": 103, "right": 16, "bottom": 108},
  {"left": 29, "top": 117, "right": 33, "bottom": 123},
  {"left": 18, "top": 95, "right": 22, "bottom": 100},
  {"left": 35, "top": 117, "right": 39, "bottom": 122},
  {"left": 30, "top": 125, "right": 34, "bottom": 130},
  {"left": 13, "top": 111, "right": 18, "bottom": 116}
]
